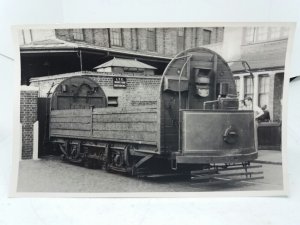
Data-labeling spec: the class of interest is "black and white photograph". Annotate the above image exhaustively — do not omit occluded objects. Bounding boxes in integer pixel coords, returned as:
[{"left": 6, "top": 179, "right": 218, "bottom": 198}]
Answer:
[{"left": 13, "top": 24, "right": 293, "bottom": 196}]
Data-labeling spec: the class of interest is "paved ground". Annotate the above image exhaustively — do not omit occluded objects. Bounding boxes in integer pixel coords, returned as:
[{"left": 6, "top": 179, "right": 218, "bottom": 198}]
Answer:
[
  {"left": 17, "top": 151, "right": 284, "bottom": 193},
  {"left": 255, "top": 150, "right": 282, "bottom": 165}
]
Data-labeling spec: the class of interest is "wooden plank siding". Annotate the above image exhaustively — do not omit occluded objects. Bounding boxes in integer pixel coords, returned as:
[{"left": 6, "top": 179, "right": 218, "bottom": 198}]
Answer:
[
  {"left": 93, "top": 122, "right": 157, "bottom": 132},
  {"left": 50, "top": 122, "right": 91, "bottom": 131},
  {"left": 50, "top": 129, "right": 91, "bottom": 137},
  {"left": 93, "top": 114, "right": 156, "bottom": 123},
  {"left": 92, "top": 107, "right": 158, "bottom": 144},
  {"left": 50, "top": 109, "right": 92, "bottom": 116},
  {"left": 93, "top": 131, "right": 157, "bottom": 143},
  {"left": 49, "top": 109, "right": 92, "bottom": 138},
  {"left": 49, "top": 107, "right": 159, "bottom": 146}
]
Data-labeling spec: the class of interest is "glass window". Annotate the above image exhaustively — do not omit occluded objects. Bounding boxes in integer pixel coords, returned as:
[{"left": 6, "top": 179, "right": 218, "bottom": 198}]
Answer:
[
  {"left": 177, "top": 28, "right": 184, "bottom": 52},
  {"left": 216, "top": 27, "right": 224, "bottom": 42},
  {"left": 203, "top": 29, "right": 211, "bottom": 45},
  {"left": 270, "top": 27, "right": 281, "bottom": 40},
  {"left": 110, "top": 28, "right": 123, "bottom": 46},
  {"left": 134, "top": 28, "right": 139, "bottom": 50},
  {"left": 255, "top": 27, "right": 268, "bottom": 42},
  {"left": 147, "top": 28, "right": 156, "bottom": 51},
  {"left": 178, "top": 27, "right": 184, "bottom": 36},
  {"left": 258, "top": 75, "right": 270, "bottom": 107},
  {"left": 234, "top": 77, "right": 240, "bottom": 97},
  {"left": 73, "top": 29, "right": 84, "bottom": 40},
  {"left": 244, "top": 76, "right": 253, "bottom": 99}
]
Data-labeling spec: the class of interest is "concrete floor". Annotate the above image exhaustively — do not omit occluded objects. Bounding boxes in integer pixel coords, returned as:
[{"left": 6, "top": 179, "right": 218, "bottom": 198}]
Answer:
[{"left": 17, "top": 155, "right": 284, "bottom": 193}]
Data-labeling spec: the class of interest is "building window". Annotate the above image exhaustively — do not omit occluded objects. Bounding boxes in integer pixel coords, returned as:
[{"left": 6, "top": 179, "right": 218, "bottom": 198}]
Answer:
[
  {"left": 234, "top": 77, "right": 240, "bottom": 97},
  {"left": 244, "top": 27, "right": 255, "bottom": 44},
  {"left": 73, "top": 29, "right": 84, "bottom": 40},
  {"left": 281, "top": 27, "right": 289, "bottom": 38},
  {"left": 107, "top": 96, "right": 118, "bottom": 107},
  {"left": 244, "top": 76, "right": 253, "bottom": 99},
  {"left": 270, "top": 27, "right": 281, "bottom": 40},
  {"left": 134, "top": 28, "right": 139, "bottom": 50},
  {"left": 258, "top": 75, "right": 270, "bottom": 107},
  {"left": 147, "top": 28, "right": 156, "bottom": 51},
  {"left": 177, "top": 28, "right": 184, "bottom": 52},
  {"left": 195, "top": 28, "right": 202, "bottom": 47},
  {"left": 244, "top": 26, "right": 289, "bottom": 44},
  {"left": 216, "top": 27, "right": 224, "bottom": 42},
  {"left": 255, "top": 27, "right": 268, "bottom": 42},
  {"left": 203, "top": 29, "right": 211, "bottom": 45},
  {"left": 110, "top": 28, "right": 123, "bottom": 46}
]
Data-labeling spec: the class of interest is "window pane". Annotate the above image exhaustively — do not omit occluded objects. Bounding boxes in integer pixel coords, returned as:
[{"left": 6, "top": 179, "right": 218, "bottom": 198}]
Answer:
[
  {"left": 147, "top": 28, "right": 156, "bottom": 51},
  {"left": 216, "top": 27, "right": 224, "bottom": 42},
  {"left": 255, "top": 27, "right": 268, "bottom": 42},
  {"left": 244, "top": 76, "right": 253, "bottom": 99},
  {"left": 110, "top": 28, "right": 123, "bottom": 46},
  {"left": 177, "top": 28, "right": 184, "bottom": 52},
  {"left": 203, "top": 30, "right": 211, "bottom": 45},
  {"left": 234, "top": 78, "right": 240, "bottom": 97},
  {"left": 258, "top": 75, "right": 270, "bottom": 107},
  {"left": 178, "top": 28, "right": 184, "bottom": 36},
  {"left": 73, "top": 29, "right": 84, "bottom": 40}
]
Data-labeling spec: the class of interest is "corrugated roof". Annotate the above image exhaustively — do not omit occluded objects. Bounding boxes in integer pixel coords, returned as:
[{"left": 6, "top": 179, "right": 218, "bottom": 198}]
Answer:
[
  {"left": 21, "top": 38, "right": 78, "bottom": 48},
  {"left": 94, "top": 57, "right": 157, "bottom": 70},
  {"left": 230, "top": 58, "right": 285, "bottom": 72},
  {"left": 31, "top": 39, "right": 68, "bottom": 45},
  {"left": 20, "top": 39, "right": 171, "bottom": 61}
]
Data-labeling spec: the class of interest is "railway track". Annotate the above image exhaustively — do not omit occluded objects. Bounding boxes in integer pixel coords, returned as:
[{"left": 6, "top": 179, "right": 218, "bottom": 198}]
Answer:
[{"left": 139, "top": 163, "right": 264, "bottom": 185}]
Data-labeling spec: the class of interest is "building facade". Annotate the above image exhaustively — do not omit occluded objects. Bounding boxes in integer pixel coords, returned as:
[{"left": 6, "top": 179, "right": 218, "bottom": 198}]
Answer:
[
  {"left": 228, "top": 26, "right": 289, "bottom": 122},
  {"left": 20, "top": 27, "right": 224, "bottom": 57},
  {"left": 19, "top": 27, "right": 224, "bottom": 84},
  {"left": 20, "top": 26, "right": 288, "bottom": 122}
]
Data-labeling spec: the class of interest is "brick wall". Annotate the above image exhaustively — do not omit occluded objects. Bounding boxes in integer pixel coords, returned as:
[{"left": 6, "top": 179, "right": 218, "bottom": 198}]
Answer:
[
  {"left": 20, "top": 86, "right": 38, "bottom": 159},
  {"left": 53, "top": 27, "right": 224, "bottom": 57},
  {"left": 123, "top": 28, "right": 132, "bottom": 49},
  {"left": 156, "top": 28, "right": 165, "bottom": 55},
  {"left": 84, "top": 29, "right": 94, "bottom": 45},
  {"left": 30, "top": 71, "right": 162, "bottom": 108},
  {"left": 93, "top": 29, "right": 109, "bottom": 47},
  {"left": 93, "top": 75, "right": 161, "bottom": 108},
  {"left": 164, "top": 28, "right": 178, "bottom": 56},
  {"left": 240, "top": 39, "right": 288, "bottom": 70}
]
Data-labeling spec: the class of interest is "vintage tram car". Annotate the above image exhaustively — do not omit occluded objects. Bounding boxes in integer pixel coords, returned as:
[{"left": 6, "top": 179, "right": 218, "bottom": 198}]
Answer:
[{"left": 48, "top": 47, "right": 257, "bottom": 175}]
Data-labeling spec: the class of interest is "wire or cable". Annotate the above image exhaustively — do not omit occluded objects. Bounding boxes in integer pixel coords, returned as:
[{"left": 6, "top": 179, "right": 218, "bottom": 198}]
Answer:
[{"left": 0, "top": 53, "right": 14, "bottom": 61}]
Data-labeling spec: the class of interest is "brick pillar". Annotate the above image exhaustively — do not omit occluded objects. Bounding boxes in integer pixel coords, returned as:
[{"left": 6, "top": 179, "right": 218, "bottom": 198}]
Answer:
[{"left": 20, "top": 86, "right": 39, "bottom": 159}]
